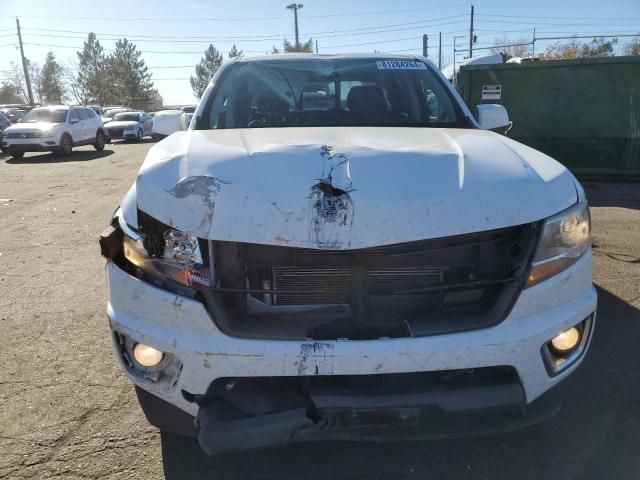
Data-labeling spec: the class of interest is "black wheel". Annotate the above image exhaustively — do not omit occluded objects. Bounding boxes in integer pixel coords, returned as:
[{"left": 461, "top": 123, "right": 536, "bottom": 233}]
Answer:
[
  {"left": 94, "top": 131, "right": 106, "bottom": 151},
  {"left": 59, "top": 134, "right": 73, "bottom": 156},
  {"left": 11, "top": 151, "right": 24, "bottom": 159},
  {"left": 137, "top": 129, "right": 143, "bottom": 142}
]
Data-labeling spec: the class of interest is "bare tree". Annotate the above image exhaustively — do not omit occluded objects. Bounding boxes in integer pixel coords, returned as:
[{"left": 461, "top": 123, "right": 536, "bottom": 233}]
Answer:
[
  {"left": 6, "top": 59, "right": 43, "bottom": 104},
  {"left": 62, "top": 60, "right": 90, "bottom": 104},
  {"left": 539, "top": 37, "right": 618, "bottom": 60},
  {"left": 7, "top": 62, "right": 29, "bottom": 103},
  {"left": 490, "top": 35, "right": 533, "bottom": 61},
  {"left": 624, "top": 37, "right": 640, "bottom": 56}
]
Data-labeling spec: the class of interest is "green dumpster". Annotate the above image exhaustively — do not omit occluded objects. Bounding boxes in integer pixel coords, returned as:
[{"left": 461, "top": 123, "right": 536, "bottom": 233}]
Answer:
[{"left": 457, "top": 56, "right": 640, "bottom": 176}]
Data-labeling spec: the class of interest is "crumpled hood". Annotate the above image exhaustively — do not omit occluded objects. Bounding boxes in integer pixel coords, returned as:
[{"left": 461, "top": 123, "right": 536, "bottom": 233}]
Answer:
[
  {"left": 135, "top": 127, "right": 577, "bottom": 249},
  {"left": 106, "top": 120, "right": 139, "bottom": 128}
]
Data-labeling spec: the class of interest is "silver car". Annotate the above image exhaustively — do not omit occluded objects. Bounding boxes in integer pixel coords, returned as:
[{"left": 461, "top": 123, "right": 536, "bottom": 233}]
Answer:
[{"left": 105, "top": 112, "right": 153, "bottom": 142}]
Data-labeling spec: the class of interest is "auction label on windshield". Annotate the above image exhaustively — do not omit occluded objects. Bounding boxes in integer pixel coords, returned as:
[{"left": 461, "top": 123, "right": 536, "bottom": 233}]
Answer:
[{"left": 376, "top": 60, "right": 427, "bottom": 70}]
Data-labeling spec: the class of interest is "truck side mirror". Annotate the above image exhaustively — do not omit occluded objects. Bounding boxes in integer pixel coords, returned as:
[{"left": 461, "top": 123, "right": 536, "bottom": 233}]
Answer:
[{"left": 476, "top": 104, "right": 511, "bottom": 132}]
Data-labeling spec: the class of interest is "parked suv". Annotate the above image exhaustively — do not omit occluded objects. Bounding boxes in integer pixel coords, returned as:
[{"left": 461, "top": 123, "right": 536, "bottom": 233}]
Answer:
[
  {"left": 100, "top": 54, "right": 596, "bottom": 455},
  {"left": 0, "top": 111, "right": 10, "bottom": 153},
  {"left": 3, "top": 106, "right": 106, "bottom": 159}
]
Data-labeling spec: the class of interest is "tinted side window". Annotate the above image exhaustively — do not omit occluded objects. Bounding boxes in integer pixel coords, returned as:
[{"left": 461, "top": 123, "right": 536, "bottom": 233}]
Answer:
[
  {"left": 69, "top": 109, "right": 80, "bottom": 123},
  {"left": 78, "top": 109, "right": 90, "bottom": 120}
]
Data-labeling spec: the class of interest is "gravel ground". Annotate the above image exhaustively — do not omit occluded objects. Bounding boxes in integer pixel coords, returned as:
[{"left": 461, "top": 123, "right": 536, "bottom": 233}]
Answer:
[{"left": 0, "top": 143, "right": 638, "bottom": 479}]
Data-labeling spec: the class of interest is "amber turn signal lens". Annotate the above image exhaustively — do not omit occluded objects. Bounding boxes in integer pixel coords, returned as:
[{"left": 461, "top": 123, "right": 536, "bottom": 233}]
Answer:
[{"left": 528, "top": 257, "right": 575, "bottom": 286}]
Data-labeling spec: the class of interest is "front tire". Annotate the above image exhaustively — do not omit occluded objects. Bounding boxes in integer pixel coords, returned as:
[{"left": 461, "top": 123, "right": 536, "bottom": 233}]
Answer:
[
  {"left": 11, "top": 151, "right": 24, "bottom": 159},
  {"left": 94, "top": 131, "right": 106, "bottom": 151},
  {"left": 137, "top": 129, "right": 143, "bottom": 142},
  {"left": 57, "top": 134, "right": 73, "bottom": 156}
]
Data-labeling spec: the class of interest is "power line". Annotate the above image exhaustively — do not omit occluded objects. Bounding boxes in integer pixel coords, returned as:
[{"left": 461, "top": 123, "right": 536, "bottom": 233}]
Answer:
[
  {"left": 21, "top": 43, "right": 266, "bottom": 54},
  {"left": 477, "top": 18, "right": 640, "bottom": 27},
  {"left": 21, "top": 22, "right": 470, "bottom": 44},
  {"left": 22, "top": 15, "right": 469, "bottom": 41},
  {"left": 16, "top": 5, "right": 471, "bottom": 22},
  {"left": 478, "top": 13, "right": 640, "bottom": 21}
]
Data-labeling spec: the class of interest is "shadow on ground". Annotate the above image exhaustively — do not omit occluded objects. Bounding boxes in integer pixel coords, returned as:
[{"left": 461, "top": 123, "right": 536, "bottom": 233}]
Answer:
[
  {"left": 109, "top": 138, "right": 158, "bottom": 145},
  {"left": 3, "top": 149, "right": 114, "bottom": 164},
  {"left": 160, "top": 286, "right": 639, "bottom": 480},
  {"left": 584, "top": 182, "right": 640, "bottom": 210}
]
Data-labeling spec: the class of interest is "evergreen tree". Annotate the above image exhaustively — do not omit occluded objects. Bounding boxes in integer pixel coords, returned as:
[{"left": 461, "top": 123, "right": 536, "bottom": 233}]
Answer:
[
  {"left": 77, "top": 33, "right": 110, "bottom": 105},
  {"left": 190, "top": 44, "right": 223, "bottom": 99},
  {"left": 40, "top": 52, "right": 66, "bottom": 104},
  {"left": 228, "top": 44, "right": 243, "bottom": 58},
  {"left": 111, "top": 38, "right": 155, "bottom": 109},
  {"left": 0, "top": 82, "right": 21, "bottom": 104},
  {"left": 272, "top": 38, "right": 314, "bottom": 53}
]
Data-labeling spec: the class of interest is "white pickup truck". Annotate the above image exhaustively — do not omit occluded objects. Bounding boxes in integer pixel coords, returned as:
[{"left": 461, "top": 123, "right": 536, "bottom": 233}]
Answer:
[{"left": 100, "top": 54, "right": 596, "bottom": 455}]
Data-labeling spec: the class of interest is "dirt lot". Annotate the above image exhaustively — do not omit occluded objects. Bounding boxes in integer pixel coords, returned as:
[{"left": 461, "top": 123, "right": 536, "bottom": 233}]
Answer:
[{"left": 0, "top": 143, "right": 639, "bottom": 480}]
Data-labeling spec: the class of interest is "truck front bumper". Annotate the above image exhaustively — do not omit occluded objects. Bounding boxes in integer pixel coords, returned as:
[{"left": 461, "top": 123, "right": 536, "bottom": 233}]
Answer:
[{"left": 105, "top": 250, "right": 596, "bottom": 453}]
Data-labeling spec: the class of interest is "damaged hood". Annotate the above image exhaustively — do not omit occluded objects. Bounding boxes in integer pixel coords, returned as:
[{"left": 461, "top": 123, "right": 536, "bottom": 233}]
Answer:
[{"left": 135, "top": 127, "right": 577, "bottom": 249}]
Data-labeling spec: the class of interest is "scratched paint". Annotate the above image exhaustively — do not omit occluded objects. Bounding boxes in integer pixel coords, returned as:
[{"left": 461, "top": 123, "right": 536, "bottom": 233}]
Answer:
[{"left": 297, "top": 342, "right": 336, "bottom": 375}]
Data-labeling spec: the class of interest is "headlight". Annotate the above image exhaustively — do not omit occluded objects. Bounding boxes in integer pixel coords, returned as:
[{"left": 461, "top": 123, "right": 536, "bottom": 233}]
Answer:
[
  {"left": 122, "top": 222, "right": 211, "bottom": 288},
  {"left": 34, "top": 129, "right": 55, "bottom": 138},
  {"left": 527, "top": 199, "right": 591, "bottom": 286}
]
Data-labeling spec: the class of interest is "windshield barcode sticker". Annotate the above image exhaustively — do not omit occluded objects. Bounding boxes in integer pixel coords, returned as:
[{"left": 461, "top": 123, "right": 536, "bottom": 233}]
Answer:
[{"left": 376, "top": 60, "right": 427, "bottom": 70}]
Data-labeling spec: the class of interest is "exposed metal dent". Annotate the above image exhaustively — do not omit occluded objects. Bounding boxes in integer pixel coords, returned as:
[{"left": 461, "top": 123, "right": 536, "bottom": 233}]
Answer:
[
  {"left": 166, "top": 175, "right": 230, "bottom": 234},
  {"left": 167, "top": 175, "right": 228, "bottom": 209},
  {"left": 309, "top": 145, "right": 356, "bottom": 249}
]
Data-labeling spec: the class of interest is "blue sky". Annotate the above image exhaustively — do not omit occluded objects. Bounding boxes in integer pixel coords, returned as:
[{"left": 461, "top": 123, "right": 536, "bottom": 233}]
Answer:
[{"left": 1, "top": 0, "right": 639, "bottom": 104}]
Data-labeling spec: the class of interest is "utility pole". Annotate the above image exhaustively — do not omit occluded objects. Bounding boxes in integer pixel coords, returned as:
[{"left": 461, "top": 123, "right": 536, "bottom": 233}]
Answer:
[
  {"left": 422, "top": 34, "right": 429, "bottom": 57},
  {"left": 286, "top": 4, "right": 303, "bottom": 50},
  {"left": 469, "top": 5, "right": 475, "bottom": 58},
  {"left": 453, "top": 35, "right": 464, "bottom": 85},
  {"left": 16, "top": 17, "right": 34, "bottom": 105},
  {"left": 438, "top": 31, "right": 442, "bottom": 69},
  {"left": 532, "top": 27, "right": 536, "bottom": 56},
  {"left": 315, "top": 39, "right": 318, "bottom": 53}
]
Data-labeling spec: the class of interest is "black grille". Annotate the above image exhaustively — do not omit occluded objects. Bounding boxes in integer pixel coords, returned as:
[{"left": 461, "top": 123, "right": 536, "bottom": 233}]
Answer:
[
  {"left": 272, "top": 266, "right": 444, "bottom": 305},
  {"left": 5, "top": 131, "right": 39, "bottom": 138},
  {"left": 108, "top": 127, "right": 124, "bottom": 137},
  {"left": 206, "top": 223, "right": 541, "bottom": 340}
]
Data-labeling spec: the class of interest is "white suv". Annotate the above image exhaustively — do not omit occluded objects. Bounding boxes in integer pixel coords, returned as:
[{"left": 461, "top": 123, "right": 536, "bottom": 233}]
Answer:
[{"left": 2, "top": 106, "right": 107, "bottom": 159}]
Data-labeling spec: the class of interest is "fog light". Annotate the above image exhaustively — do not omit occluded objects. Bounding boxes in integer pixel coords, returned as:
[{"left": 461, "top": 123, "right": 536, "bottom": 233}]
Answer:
[
  {"left": 550, "top": 327, "right": 581, "bottom": 354},
  {"left": 133, "top": 343, "right": 164, "bottom": 367}
]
